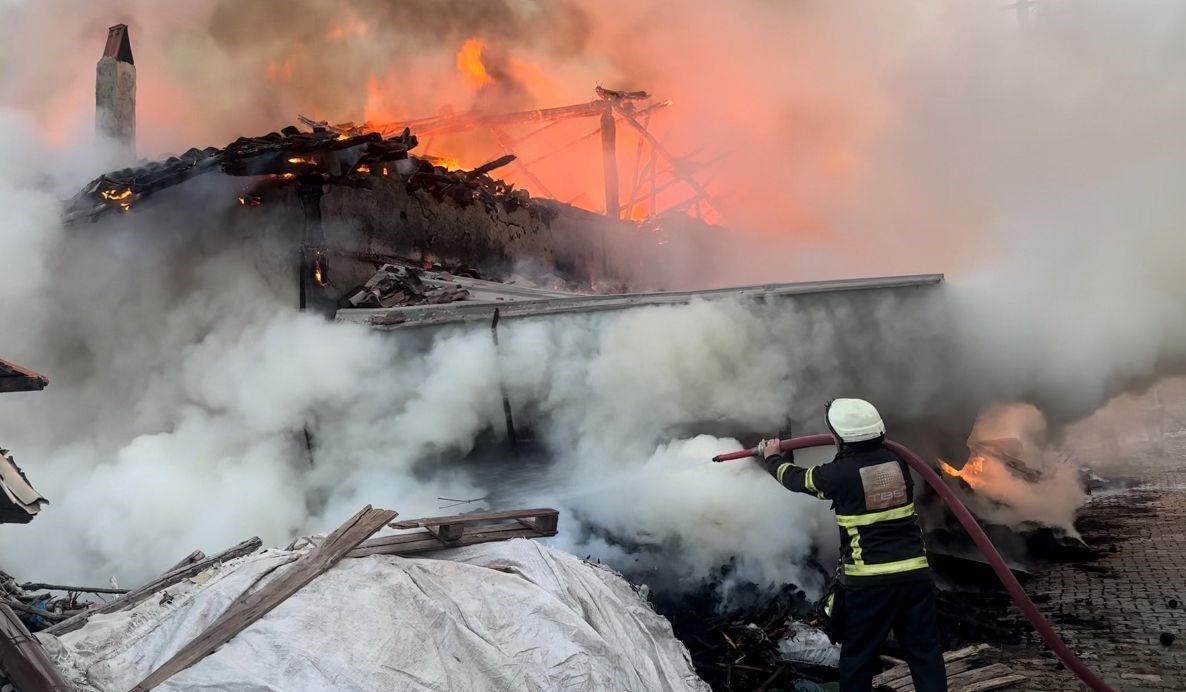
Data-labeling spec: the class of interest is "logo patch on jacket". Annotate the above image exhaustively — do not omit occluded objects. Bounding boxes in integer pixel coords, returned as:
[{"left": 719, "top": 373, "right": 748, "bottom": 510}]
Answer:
[{"left": 859, "top": 461, "right": 907, "bottom": 510}]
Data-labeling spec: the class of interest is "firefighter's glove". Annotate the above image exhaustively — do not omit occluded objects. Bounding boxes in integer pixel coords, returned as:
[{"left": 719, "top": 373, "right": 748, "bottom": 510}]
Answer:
[{"left": 756, "top": 438, "right": 784, "bottom": 460}]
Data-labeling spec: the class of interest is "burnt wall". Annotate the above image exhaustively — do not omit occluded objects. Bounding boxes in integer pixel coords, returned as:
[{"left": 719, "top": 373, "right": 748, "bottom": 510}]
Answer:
[{"left": 68, "top": 171, "right": 732, "bottom": 316}]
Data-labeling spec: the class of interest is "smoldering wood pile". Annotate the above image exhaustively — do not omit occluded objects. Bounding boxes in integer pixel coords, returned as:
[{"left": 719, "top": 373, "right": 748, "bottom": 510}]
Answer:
[
  {"left": 64, "top": 120, "right": 548, "bottom": 223},
  {"left": 654, "top": 577, "right": 834, "bottom": 692}
]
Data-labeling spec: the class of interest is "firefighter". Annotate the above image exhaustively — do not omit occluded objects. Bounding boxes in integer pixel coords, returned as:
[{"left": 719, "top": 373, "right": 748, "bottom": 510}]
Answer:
[{"left": 756, "top": 398, "right": 947, "bottom": 692}]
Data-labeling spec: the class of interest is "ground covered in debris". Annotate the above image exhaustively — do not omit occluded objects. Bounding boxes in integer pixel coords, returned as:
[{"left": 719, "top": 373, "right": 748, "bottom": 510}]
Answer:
[{"left": 976, "top": 441, "right": 1186, "bottom": 691}]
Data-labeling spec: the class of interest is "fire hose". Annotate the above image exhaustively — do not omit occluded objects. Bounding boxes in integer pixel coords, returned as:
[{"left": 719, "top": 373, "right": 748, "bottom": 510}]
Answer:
[{"left": 713, "top": 434, "right": 1115, "bottom": 692}]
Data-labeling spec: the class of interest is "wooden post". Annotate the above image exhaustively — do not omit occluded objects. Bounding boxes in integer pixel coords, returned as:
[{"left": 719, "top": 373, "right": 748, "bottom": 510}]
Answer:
[
  {"left": 0, "top": 605, "right": 73, "bottom": 692},
  {"left": 491, "top": 308, "right": 517, "bottom": 447},
  {"left": 600, "top": 104, "right": 620, "bottom": 220}
]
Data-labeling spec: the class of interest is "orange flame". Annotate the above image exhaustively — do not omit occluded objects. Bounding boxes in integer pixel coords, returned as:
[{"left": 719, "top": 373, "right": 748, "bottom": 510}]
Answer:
[
  {"left": 424, "top": 155, "right": 462, "bottom": 171},
  {"left": 939, "top": 455, "right": 988, "bottom": 490},
  {"left": 457, "top": 38, "right": 492, "bottom": 89}
]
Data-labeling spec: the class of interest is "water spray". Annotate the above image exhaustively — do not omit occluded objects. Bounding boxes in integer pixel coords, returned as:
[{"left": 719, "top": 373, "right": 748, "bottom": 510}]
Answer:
[{"left": 713, "top": 434, "right": 1114, "bottom": 692}]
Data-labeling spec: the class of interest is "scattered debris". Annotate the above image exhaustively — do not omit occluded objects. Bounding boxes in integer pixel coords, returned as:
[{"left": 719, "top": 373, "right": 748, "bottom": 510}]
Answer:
[
  {"left": 45, "top": 537, "right": 265, "bottom": 636},
  {"left": 64, "top": 121, "right": 552, "bottom": 224},
  {"left": 339, "top": 263, "right": 472, "bottom": 309},
  {"left": 656, "top": 577, "right": 824, "bottom": 692}
]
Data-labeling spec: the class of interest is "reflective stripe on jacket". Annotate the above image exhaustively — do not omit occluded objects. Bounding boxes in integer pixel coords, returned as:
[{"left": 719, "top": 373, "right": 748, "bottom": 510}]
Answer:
[{"left": 765, "top": 443, "right": 929, "bottom": 585}]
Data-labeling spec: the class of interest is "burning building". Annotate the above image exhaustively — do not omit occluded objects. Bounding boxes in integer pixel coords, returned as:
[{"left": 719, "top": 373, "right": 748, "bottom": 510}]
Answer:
[{"left": 7, "top": 4, "right": 1185, "bottom": 689}]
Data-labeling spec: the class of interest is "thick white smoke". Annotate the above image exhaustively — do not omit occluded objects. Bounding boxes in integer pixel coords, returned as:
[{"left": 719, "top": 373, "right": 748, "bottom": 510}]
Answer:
[{"left": 0, "top": 1, "right": 1185, "bottom": 597}]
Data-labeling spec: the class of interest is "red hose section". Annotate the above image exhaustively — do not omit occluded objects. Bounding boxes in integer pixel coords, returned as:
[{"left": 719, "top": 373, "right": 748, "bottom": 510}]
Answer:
[{"left": 713, "top": 434, "right": 1114, "bottom": 692}]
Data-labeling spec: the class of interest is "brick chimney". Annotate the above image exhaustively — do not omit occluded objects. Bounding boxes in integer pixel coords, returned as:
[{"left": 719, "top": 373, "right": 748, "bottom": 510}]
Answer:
[{"left": 96, "top": 24, "right": 136, "bottom": 162}]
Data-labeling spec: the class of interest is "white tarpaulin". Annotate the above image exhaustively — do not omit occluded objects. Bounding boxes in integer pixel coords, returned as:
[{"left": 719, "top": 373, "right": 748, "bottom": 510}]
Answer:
[{"left": 38, "top": 539, "right": 708, "bottom": 692}]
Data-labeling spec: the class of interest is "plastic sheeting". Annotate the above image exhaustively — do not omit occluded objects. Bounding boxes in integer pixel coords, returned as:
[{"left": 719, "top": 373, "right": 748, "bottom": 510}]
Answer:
[
  {"left": 38, "top": 539, "right": 708, "bottom": 692},
  {"left": 777, "top": 621, "right": 840, "bottom": 669}
]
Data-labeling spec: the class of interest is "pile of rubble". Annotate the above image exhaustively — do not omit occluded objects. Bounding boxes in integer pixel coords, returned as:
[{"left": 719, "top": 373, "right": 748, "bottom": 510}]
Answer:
[
  {"left": 65, "top": 120, "right": 547, "bottom": 223},
  {"left": 652, "top": 573, "right": 837, "bottom": 692},
  {"left": 339, "top": 263, "right": 475, "bottom": 309},
  {"left": 0, "top": 572, "right": 119, "bottom": 632}
]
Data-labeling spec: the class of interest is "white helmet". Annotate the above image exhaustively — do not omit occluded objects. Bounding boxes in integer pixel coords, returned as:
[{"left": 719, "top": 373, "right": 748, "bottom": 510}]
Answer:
[{"left": 826, "top": 398, "right": 886, "bottom": 443}]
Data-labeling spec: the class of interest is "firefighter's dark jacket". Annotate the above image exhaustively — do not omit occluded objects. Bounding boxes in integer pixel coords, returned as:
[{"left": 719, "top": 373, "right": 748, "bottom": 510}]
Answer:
[{"left": 764, "top": 442, "right": 930, "bottom": 585}]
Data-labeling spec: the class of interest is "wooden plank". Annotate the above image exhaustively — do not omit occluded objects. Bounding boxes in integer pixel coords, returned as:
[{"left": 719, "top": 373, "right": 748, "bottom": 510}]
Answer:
[
  {"left": 0, "top": 604, "right": 73, "bottom": 691},
  {"left": 945, "top": 644, "right": 992, "bottom": 663},
  {"left": 130, "top": 505, "right": 396, "bottom": 692},
  {"left": 45, "top": 537, "right": 262, "bottom": 636},
  {"left": 880, "top": 656, "right": 983, "bottom": 690},
  {"left": 390, "top": 507, "right": 557, "bottom": 529},
  {"left": 874, "top": 644, "right": 993, "bottom": 688},
  {"left": 427, "top": 523, "right": 465, "bottom": 543},
  {"left": 954, "top": 674, "right": 1028, "bottom": 692},
  {"left": 165, "top": 550, "right": 207, "bottom": 573},
  {"left": 947, "top": 664, "right": 1016, "bottom": 688},
  {"left": 349, "top": 523, "right": 557, "bottom": 558}
]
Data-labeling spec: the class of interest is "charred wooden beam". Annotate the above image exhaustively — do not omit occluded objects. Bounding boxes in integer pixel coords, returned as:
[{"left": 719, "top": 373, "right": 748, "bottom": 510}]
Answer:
[
  {"left": 465, "top": 154, "right": 517, "bottom": 179},
  {"left": 601, "top": 104, "right": 620, "bottom": 220}
]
